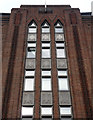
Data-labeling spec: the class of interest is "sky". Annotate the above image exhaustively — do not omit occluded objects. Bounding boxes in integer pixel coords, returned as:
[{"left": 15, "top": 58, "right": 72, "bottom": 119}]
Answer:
[{"left": 0, "top": 0, "right": 93, "bottom": 13}]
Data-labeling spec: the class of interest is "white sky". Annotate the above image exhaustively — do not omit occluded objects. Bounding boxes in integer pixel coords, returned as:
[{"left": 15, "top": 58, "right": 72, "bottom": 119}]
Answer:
[{"left": 0, "top": 0, "right": 93, "bottom": 13}]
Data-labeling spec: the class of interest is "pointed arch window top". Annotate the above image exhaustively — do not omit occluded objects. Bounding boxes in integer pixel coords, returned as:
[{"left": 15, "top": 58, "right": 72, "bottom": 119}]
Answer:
[
  {"left": 43, "top": 23, "right": 49, "bottom": 27},
  {"left": 29, "top": 21, "right": 37, "bottom": 28},
  {"left": 55, "top": 21, "right": 64, "bottom": 33},
  {"left": 28, "top": 21, "right": 37, "bottom": 33},
  {"left": 42, "top": 21, "right": 50, "bottom": 33},
  {"left": 56, "top": 22, "right": 62, "bottom": 27},
  {"left": 42, "top": 21, "right": 50, "bottom": 28},
  {"left": 55, "top": 21, "right": 63, "bottom": 28}
]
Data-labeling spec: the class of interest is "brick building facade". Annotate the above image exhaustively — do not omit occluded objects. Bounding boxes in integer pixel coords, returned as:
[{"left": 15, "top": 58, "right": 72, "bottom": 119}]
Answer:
[{"left": 1, "top": 5, "right": 93, "bottom": 119}]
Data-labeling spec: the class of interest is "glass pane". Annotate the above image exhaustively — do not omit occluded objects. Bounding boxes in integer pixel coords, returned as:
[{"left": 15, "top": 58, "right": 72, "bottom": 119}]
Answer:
[
  {"left": 27, "top": 48, "right": 36, "bottom": 58},
  {"left": 29, "top": 28, "right": 36, "bottom": 33},
  {"left": 43, "top": 23, "right": 49, "bottom": 27},
  {"left": 42, "top": 49, "right": 50, "bottom": 58},
  {"left": 42, "top": 28, "right": 50, "bottom": 33},
  {"left": 25, "top": 70, "right": 35, "bottom": 76},
  {"left": 58, "top": 78, "right": 69, "bottom": 90},
  {"left": 42, "top": 78, "right": 51, "bottom": 91},
  {"left": 42, "top": 34, "right": 50, "bottom": 41},
  {"left": 55, "top": 28, "right": 63, "bottom": 33},
  {"left": 61, "top": 118, "right": 72, "bottom": 120},
  {"left": 55, "top": 34, "right": 64, "bottom": 41},
  {"left": 41, "top": 107, "right": 52, "bottom": 115},
  {"left": 56, "top": 43, "right": 65, "bottom": 47},
  {"left": 28, "top": 34, "right": 36, "bottom": 41},
  {"left": 29, "top": 22, "right": 36, "bottom": 27},
  {"left": 22, "top": 107, "right": 33, "bottom": 116},
  {"left": 22, "top": 118, "right": 32, "bottom": 120},
  {"left": 56, "top": 22, "right": 62, "bottom": 27},
  {"left": 60, "top": 107, "right": 71, "bottom": 115},
  {"left": 24, "top": 78, "right": 34, "bottom": 91},
  {"left": 42, "top": 70, "right": 51, "bottom": 76},
  {"left": 57, "top": 49, "right": 65, "bottom": 58},
  {"left": 58, "top": 70, "right": 67, "bottom": 76},
  {"left": 42, "top": 43, "right": 50, "bottom": 47},
  {"left": 28, "top": 43, "right": 36, "bottom": 47},
  {"left": 42, "top": 119, "right": 52, "bottom": 120}
]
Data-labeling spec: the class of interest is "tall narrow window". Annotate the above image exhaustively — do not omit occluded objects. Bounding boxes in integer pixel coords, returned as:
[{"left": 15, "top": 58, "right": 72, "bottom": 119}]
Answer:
[
  {"left": 41, "top": 21, "right": 53, "bottom": 119},
  {"left": 55, "top": 20, "right": 72, "bottom": 119},
  {"left": 22, "top": 21, "right": 37, "bottom": 119}
]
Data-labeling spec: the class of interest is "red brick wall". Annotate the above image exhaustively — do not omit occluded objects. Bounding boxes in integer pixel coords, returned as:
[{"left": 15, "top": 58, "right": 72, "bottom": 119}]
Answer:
[{"left": 2, "top": 5, "right": 92, "bottom": 119}]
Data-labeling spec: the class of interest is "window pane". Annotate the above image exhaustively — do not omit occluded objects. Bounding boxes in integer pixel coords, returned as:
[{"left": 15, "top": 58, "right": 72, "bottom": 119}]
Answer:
[
  {"left": 29, "top": 22, "right": 36, "bottom": 27},
  {"left": 22, "top": 107, "right": 33, "bottom": 116},
  {"left": 42, "top": 34, "right": 50, "bottom": 41},
  {"left": 58, "top": 70, "right": 67, "bottom": 76},
  {"left": 55, "top": 34, "right": 64, "bottom": 41},
  {"left": 28, "top": 43, "right": 36, "bottom": 47},
  {"left": 27, "top": 48, "right": 36, "bottom": 58},
  {"left": 42, "top": 78, "right": 51, "bottom": 91},
  {"left": 22, "top": 118, "right": 32, "bottom": 120},
  {"left": 56, "top": 22, "right": 62, "bottom": 27},
  {"left": 56, "top": 43, "right": 65, "bottom": 47},
  {"left": 42, "top": 49, "right": 50, "bottom": 58},
  {"left": 42, "top": 118, "right": 52, "bottom": 120},
  {"left": 42, "top": 70, "right": 51, "bottom": 76},
  {"left": 58, "top": 78, "right": 69, "bottom": 90},
  {"left": 29, "top": 28, "right": 36, "bottom": 33},
  {"left": 41, "top": 107, "right": 52, "bottom": 115},
  {"left": 42, "top": 43, "right": 50, "bottom": 47},
  {"left": 61, "top": 118, "right": 72, "bottom": 120},
  {"left": 57, "top": 49, "right": 65, "bottom": 58},
  {"left": 42, "top": 28, "right": 50, "bottom": 33},
  {"left": 25, "top": 70, "right": 35, "bottom": 76},
  {"left": 28, "top": 34, "right": 36, "bottom": 41},
  {"left": 24, "top": 78, "right": 34, "bottom": 91},
  {"left": 55, "top": 28, "right": 63, "bottom": 33},
  {"left": 60, "top": 107, "right": 71, "bottom": 115},
  {"left": 43, "top": 23, "right": 49, "bottom": 27}
]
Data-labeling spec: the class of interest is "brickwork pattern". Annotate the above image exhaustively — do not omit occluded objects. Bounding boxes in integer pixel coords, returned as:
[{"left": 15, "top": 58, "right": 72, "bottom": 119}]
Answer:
[{"left": 2, "top": 5, "right": 92, "bottom": 119}]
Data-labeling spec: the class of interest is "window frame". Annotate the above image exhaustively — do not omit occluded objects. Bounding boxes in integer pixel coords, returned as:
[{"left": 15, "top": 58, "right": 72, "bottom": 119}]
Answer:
[
  {"left": 58, "top": 69, "right": 68, "bottom": 77},
  {"left": 42, "top": 70, "right": 51, "bottom": 77},
  {"left": 24, "top": 78, "right": 35, "bottom": 91},
  {"left": 41, "top": 22, "right": 50, "bottom": 34},
  {"left": 25, "top": 70, "right": 35, "bottom": 77},
  {"left": 58, "top": 77, "right": 69, "bottom": 91},
  {"left": 56, "top": 48, "right": 66, "bottom": 58},
  {"left": 41, "top": 78, "right": 52, "bottom": 91},
  {"left": 22, "top": 106, "right": 34, "bottom": 116},
  {"left": 42, "top": 48, "right": 51, "bottom": 58},
  {"left": 41, "top": 107, "right": 53, "bottom": 116},
  {"left": 27, "top": 47, "right": 36, "bottom": 58},
  {"left": 60, "top": 106, "right": 72, "bottom": 116}
]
